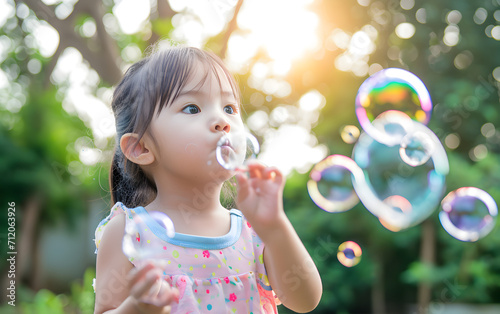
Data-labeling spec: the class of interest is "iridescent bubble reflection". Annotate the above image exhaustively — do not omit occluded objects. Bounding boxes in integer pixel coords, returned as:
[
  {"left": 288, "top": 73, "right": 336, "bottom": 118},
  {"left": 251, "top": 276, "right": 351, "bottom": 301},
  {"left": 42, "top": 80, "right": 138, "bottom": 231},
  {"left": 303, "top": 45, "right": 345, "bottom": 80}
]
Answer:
[
  {"left": 439, "top": 187, "right": 498, "bottom": 242},
  {"left": 337, "top": 241, "right": 362, "bottom": 267},
  {"left": 307, "top": 155, "right": 364, "bottom": 213},
  {"left": 355, "top": 68, "right": 432, "bottom": 145}
]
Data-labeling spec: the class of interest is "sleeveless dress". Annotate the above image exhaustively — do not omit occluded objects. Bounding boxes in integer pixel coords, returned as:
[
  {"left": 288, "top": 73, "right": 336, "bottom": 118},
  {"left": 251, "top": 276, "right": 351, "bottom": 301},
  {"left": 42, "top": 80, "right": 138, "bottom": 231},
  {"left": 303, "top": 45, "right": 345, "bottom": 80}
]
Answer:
[{"left": 94, "top": 202, "right": 280, "bottom": 313}]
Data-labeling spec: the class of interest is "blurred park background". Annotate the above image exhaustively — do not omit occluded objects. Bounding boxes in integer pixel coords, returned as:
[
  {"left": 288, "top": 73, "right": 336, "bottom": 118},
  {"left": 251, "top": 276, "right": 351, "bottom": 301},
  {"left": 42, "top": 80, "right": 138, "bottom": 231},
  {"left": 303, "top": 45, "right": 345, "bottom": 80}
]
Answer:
[{"left": 1, "top": 0, "right": 500, "bottom": 313}]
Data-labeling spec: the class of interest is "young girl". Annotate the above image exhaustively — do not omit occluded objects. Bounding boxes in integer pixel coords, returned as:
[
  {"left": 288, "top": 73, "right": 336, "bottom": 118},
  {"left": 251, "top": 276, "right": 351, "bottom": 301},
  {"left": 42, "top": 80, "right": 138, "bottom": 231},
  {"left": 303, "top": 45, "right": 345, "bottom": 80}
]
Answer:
[{"left": 93, "top": 45, "right": 322, "bottom": 314}]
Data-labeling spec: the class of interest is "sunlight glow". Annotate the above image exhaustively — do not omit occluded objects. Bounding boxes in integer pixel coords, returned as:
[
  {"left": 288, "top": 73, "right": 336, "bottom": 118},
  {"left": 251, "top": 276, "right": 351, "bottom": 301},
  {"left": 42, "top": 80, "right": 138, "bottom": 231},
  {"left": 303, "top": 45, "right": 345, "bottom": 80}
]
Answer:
[
  {"left": 169, "top": 0, "right": 237, "bottom": 47},
  {"left": 113, "top": 0, "right": 151, "bottom": 34},
  {"left": 34, "top": 22, "right": 59, "bottom": 57},
  {"left": 0, "top": 0, "right": 15, "bottom": 28},
  {"left": 229, "top": 0, "right": 319, "bottom": 73},
  {"left": 258, "top": 124, "right": 328, "bottom": 175},
  {"left": 395, "top": 22, "right": 415, "bottom": 39},
  {"left": 299, "top": 90, "right": 326, "bottom": 112}
]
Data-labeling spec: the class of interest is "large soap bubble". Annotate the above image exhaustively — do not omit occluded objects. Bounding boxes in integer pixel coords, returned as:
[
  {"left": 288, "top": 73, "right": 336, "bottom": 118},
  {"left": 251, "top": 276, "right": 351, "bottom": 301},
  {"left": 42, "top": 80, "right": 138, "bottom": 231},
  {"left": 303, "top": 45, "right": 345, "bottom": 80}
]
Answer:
[
  {"left": 216, "top": 131, "right": 260, "bottom": 171},
  {"left": 355, "top": 68, "right": 432, "bottom": 145},
  {"left": 352, "top": 115, "right": 449, "bottom": 230},
  {"left": 307, "top": 155, "right": 365, "bottom": 213},
  {"left": 439, "top": 187, "right": 498, "bottom": 242},
  {"left": 123, "top": 211, "right": 175, "bottom": 262}
]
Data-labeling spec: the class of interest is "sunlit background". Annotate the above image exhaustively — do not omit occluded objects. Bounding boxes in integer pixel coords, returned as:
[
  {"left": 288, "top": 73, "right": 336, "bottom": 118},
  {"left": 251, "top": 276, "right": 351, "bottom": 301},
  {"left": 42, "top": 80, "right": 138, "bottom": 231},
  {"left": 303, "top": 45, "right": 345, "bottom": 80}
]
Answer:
[
  {"left": 2, "top": 0, "right": 500, "bottom": 173},
  {"left": 1, "top": 0, "right": 500, "bottom": 313}
]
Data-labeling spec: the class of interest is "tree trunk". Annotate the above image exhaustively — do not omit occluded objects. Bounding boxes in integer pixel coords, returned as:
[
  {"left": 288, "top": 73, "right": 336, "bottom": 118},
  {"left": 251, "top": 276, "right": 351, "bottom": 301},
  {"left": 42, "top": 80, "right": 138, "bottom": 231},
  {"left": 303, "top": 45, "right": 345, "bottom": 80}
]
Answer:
[
  {"left": 18, "top": 193, "right": 43, "bottom": 287},
  {"left": 372, "top": 255, "right": 387, "bottom": 314},
  {"left": 417, "top": 219, "right": 436, "bottom": 314},
  {"left": 1, "top": 193, "right": 43, "bottom": 303}
]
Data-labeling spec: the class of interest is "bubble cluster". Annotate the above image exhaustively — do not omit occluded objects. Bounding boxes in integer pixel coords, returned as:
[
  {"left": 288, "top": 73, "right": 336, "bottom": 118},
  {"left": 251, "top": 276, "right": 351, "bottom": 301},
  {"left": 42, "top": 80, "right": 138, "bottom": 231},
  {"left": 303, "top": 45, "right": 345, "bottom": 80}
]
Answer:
[
  {"left": 307, "top": 155, "right": 364, "bottom": 213},
  {"left": 305, "top": 67, "right": 495, "bottom": 241},
  {"left": 216, "top": 131, "right": 260, "bottom": 171},
  {"left": 439, "top": 187, "right": 498, "bottom": 242},
  {"left": 337, "top": 241, "right": 362, "bottom": 267},
  {"left": 123, "top": 211, "right": 175, "bottom": 262}
]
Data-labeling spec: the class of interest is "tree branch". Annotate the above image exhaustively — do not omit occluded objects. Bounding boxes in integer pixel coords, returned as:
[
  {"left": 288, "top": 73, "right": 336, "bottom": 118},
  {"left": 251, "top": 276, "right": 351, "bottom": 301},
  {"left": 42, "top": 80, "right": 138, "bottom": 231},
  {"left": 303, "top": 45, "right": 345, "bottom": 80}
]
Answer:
[
  {"left": 17, "top": 0, "right": 123, "bottom": 85},
  {"left": 219, "top": 0, "right": 245, "bottom": 59},
  {"left": 148, "top": 0, "right": 177, "bottom": 48}
]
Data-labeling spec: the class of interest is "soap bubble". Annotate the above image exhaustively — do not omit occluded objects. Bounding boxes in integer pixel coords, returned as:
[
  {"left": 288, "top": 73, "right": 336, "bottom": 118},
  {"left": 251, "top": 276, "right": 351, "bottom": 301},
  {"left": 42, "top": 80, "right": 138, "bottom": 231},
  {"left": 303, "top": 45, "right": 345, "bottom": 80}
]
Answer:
[
  {"left": 341, "top": 125, "right": 361, "bottom": 144},
  {"left": 355, "top": 68, "right": 432, "bottom": 145},
  {"left": 216, "top": 131, "right": 260, "bottom": 171},
  {"left": 399, "top": 131, "right": 435, "bottom": 167},
  {"left": 370, "top": 110, "right": 415, "bottom": 146},
  {"left": 352, "top": 119, "right": 449, "bottom": 229},
  {"left": 123, "top": 211, "right": 175, "bottom": 262},
  {"left": 337, "top": 241, "right": 362, "bottom": 267},
  {"left": 307, "top": 155, "right": 365, "bottom": 213},
  {"left": 439, "top": 187, "right": 498, "bottom": 242}
]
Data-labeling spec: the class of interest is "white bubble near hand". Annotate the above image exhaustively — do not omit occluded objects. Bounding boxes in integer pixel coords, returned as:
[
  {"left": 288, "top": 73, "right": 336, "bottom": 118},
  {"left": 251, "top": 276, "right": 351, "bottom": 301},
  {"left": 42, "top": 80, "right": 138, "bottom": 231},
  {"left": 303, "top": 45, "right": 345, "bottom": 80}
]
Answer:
[
  {"left": 122, "top": 211, "right": 175, "bottom": 262},
  {"left": 216, "top": 131, "right": 260, "bottom": 171}
]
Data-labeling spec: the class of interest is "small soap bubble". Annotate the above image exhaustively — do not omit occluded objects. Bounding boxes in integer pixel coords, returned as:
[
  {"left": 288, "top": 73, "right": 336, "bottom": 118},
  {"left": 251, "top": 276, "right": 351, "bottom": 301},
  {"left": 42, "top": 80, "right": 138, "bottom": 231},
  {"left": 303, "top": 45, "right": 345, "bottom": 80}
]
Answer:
[
  {"left": 355, "top": 68, "right": 432, "bottom": 145},
  {"left": 307, "top": 155, "right": 364, "bottom": 213},
  {"left": 399, "top": 131, "right": 435, "bottom": 167},
  {"left": 337, "top": 241, "right": 362, "bottom": 267},
  {"left": 352, "top": 121, "right": 449, "bottom": 229},
  {"left": 216, "top": 131, "right": 260, "bottom": 171},
  {"left": 123, "top": 211, "right": 175, "bottom": 262},
  {"left": 341, "top": 125, "right": 361, "bottom": 144},
  {"left": 439, "top": 187, "right": 498, "bottom": 242}
]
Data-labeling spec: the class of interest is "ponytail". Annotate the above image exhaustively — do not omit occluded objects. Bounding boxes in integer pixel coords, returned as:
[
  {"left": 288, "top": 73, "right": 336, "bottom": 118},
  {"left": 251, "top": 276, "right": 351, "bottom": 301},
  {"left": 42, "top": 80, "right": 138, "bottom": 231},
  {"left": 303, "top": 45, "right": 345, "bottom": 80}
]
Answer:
[{"left": 109, "top": 146, "right": 157, "bottom": 208}]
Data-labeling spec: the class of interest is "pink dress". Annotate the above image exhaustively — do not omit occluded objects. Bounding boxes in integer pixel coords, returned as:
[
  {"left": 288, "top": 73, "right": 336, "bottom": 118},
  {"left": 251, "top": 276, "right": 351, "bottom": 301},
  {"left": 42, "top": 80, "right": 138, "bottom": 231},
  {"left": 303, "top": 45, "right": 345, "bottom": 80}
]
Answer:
[{"left": 94, "top": 202, "right": 280, "bottom": 313}]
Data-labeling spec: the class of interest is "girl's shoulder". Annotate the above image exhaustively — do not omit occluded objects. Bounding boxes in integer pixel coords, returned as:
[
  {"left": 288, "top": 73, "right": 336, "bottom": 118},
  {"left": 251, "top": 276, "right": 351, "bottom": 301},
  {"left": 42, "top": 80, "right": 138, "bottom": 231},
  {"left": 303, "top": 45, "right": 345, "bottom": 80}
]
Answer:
[{"left": 94, "top": 202, "right": 135, "bottom": 252}]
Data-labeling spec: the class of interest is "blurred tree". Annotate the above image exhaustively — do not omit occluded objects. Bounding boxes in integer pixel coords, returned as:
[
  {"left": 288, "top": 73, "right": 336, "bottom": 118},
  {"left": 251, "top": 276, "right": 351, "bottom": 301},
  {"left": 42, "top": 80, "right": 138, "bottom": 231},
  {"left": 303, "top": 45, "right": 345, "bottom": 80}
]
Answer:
[{"left": 1, "top": 0, "right": 499, "bottom": 313}]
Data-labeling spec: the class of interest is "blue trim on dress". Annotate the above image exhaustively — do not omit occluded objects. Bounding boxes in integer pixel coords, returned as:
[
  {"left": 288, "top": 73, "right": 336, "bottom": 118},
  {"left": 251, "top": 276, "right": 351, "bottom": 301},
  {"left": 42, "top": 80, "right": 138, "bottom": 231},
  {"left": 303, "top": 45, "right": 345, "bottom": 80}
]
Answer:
[{"left": 131, "top": 206, "right": 243, "bottom": 250}]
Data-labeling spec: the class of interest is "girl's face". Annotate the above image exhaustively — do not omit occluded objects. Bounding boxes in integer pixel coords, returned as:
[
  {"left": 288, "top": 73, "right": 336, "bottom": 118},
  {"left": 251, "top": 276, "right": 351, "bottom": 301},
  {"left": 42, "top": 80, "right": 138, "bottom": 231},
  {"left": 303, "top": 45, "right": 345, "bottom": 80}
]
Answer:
[{"left": 147, "top": 61, "right": 244, "bottom": 182}]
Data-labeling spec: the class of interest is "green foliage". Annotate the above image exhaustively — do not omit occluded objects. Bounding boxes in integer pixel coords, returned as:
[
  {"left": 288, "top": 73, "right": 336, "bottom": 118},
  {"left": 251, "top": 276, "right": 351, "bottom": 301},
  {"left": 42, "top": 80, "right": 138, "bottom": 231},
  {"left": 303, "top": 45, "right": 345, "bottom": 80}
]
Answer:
[{"left": 0, "top": 268, "right": 97, "bottom": 314}]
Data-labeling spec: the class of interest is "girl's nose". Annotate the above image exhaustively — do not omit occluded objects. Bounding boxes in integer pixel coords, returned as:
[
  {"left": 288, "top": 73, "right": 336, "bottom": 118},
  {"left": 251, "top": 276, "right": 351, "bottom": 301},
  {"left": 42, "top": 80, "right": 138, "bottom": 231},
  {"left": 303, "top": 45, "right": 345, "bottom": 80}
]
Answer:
[{"left": 211, "top": 118, "right": 231, "bottom": 133}]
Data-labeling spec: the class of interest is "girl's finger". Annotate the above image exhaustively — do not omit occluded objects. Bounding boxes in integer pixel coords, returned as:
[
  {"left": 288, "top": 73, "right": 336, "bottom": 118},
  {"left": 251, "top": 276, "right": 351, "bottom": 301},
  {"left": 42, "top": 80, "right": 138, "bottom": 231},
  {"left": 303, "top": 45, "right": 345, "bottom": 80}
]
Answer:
[
  {"left": 129, "top": 268, "right": 162, "bottom": 300},
  {"left": 246, "top": 161, "right": 266, "bottom": 178},
  {"left": 127, "top": 263, "right": 156, "bottom": 287},
  {"left": 263, "top": 167, "right": 284, "bottom": 184},
  {"left": 141, "top": 280, "right": 179, "bottom": 307},
  {"left": 235, "top": 172, "right": 250, "bottom": 202},
  {"left": 156, "top": 282, "right": 180, "bottom": 305}
]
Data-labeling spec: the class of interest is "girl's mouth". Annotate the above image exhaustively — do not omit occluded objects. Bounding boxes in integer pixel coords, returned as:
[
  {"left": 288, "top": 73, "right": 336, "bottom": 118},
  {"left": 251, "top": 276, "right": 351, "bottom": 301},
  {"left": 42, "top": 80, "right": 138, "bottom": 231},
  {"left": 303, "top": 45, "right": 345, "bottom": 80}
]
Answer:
[{"left": 217, "top": 135, "right": 233, "bottom": 150}]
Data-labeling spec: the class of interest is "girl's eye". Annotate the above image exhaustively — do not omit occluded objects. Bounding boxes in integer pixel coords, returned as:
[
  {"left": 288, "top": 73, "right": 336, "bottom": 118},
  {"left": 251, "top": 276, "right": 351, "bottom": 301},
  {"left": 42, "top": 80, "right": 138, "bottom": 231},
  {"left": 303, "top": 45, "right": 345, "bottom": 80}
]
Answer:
[
  {"left": 182, "top": 104, "right": 200, "bottom": 114},
  {"left": 224, "top": 105, "right": 238, "bottom": 115}
]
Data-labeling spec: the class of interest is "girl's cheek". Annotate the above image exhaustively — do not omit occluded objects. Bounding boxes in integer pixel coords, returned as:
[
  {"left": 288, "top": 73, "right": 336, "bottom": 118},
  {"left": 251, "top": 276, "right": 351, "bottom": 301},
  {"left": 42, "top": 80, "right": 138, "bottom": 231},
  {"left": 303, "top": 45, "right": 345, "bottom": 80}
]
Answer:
[{"left": 184, "top": 143, "right": 199, "bottom": 156}]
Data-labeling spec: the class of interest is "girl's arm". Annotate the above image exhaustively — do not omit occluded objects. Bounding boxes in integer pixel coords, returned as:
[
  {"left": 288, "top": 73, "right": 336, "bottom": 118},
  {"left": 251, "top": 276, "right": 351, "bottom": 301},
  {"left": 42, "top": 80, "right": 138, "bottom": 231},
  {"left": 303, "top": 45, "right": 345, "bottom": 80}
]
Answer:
[
  {"left": 94, "top": 214, "right": 178, "bottom": 314},
  {"left": 236, "top": 163, "right": 322, "bottom": 313}
]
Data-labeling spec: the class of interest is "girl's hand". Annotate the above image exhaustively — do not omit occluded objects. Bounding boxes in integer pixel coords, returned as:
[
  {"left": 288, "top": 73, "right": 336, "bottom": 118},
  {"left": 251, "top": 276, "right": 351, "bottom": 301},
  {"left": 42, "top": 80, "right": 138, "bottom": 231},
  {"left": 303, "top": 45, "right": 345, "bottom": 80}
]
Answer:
[
  {"left": 127, "top": 262, "right": 179, "bottom": 314},
  {"left": 235, "top": 161, "right": 286, "bottom": 240}
]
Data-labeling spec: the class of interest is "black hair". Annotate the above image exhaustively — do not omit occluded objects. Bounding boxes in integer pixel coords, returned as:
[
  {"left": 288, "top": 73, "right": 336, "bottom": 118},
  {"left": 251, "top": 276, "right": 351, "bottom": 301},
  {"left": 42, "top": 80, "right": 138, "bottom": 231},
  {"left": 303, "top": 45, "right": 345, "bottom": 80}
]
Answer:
[{"left": 110, "top": 45, "right": 241, "bottom": 208}]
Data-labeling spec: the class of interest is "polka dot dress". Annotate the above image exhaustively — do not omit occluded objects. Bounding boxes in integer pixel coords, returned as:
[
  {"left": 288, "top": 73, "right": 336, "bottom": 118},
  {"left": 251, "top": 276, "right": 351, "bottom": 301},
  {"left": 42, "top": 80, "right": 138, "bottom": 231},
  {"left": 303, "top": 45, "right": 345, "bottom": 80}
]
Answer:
[{"left": 95, "top": 202, "right": 280, "bottom": 313}]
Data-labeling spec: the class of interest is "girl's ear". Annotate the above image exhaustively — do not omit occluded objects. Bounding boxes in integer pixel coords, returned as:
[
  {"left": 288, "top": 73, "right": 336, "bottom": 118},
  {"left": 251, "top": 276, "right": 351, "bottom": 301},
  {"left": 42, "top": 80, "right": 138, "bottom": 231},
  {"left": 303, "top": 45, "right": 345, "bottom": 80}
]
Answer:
[{"left": 120, "top": 133, "right": 155, "bottom": 165}]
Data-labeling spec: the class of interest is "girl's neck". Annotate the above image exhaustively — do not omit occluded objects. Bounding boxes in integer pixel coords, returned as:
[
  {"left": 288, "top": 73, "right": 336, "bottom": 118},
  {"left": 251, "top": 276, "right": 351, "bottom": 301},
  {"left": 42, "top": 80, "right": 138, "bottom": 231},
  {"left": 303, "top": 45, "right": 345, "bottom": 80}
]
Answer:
[{"left": 144, "top": 175, "right": 231, "bottom": 236}]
